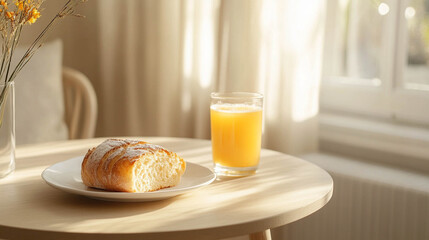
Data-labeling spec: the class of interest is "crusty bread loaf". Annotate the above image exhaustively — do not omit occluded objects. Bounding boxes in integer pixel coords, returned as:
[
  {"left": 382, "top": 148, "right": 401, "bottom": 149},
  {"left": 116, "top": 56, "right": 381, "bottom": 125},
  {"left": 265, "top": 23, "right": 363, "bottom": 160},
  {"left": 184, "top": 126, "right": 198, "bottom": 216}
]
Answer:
[{"left": 81, "top": 139, "right": 186, "bottom": 192}]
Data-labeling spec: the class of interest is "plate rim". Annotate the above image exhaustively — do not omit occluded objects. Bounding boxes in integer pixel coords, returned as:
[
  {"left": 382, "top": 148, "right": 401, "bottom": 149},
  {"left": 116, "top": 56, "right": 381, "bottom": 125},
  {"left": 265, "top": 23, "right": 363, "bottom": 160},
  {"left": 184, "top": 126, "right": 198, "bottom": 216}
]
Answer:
[{"left": 41, "top": 156, "right": 216, "bottom": 201}]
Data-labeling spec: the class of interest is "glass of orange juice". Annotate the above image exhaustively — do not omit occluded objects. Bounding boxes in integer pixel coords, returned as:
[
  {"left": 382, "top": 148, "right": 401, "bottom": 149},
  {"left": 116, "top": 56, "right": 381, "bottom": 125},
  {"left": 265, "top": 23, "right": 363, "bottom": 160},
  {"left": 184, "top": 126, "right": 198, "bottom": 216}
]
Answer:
[{"left": 210, "top": 92, "right": 263, "bottom": 176}]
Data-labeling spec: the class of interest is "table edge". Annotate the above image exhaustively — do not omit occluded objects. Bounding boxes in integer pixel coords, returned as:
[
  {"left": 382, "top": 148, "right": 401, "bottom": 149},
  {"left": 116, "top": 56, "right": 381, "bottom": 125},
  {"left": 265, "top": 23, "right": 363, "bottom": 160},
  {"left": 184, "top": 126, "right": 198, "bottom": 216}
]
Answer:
[{"left": 4, "top": 137, "right": 334, "bottom": 240}]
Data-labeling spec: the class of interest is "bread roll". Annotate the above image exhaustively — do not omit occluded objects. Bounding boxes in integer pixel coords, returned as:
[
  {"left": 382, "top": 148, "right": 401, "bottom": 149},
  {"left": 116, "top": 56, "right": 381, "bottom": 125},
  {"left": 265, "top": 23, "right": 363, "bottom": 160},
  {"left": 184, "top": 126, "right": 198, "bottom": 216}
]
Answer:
[{"left": 81, "top": 139, "right": 186, "bottom": 192}]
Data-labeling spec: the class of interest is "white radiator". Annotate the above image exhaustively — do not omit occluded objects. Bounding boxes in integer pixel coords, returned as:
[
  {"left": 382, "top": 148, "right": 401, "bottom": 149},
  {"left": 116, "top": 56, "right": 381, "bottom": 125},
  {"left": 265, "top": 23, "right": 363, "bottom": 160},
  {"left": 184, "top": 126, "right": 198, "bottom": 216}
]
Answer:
[{"left": 271, "top": 153, "right": 429, "bottom": 240}]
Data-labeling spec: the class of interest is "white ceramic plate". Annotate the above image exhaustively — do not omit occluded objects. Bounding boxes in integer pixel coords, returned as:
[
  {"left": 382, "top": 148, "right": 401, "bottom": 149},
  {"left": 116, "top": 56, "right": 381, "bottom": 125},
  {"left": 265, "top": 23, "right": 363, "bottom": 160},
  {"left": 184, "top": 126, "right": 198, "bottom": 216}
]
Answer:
[{"left": 42, "top": 156, "right": 216, "bottom": 202}]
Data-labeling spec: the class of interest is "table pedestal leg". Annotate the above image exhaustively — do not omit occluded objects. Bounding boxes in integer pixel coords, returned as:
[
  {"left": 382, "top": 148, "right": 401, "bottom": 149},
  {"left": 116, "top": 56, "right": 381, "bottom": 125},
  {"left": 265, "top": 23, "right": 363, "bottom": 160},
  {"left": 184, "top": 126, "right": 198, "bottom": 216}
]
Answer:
[{"left": 249, "top": 229, "right": 271, "bottom": 240}]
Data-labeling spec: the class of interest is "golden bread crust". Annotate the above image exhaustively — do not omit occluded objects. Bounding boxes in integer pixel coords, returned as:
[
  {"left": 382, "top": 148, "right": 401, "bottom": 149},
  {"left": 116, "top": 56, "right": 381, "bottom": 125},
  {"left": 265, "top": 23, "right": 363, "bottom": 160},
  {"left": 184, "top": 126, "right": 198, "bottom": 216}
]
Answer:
[{"left": 81, "top": 139, "right": 186, "bottom": 192}]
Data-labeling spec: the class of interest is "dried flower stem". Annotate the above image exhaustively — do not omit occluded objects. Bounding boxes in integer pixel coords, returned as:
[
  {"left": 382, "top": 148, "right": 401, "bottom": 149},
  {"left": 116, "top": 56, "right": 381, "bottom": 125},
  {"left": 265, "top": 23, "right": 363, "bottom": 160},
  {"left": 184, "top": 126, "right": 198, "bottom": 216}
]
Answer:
[
  {"left": 10, "top": 0, "right": 86, "bottom": 83},
  {"left": 0, "top": 0, "right": 86, "bottom": 128}
]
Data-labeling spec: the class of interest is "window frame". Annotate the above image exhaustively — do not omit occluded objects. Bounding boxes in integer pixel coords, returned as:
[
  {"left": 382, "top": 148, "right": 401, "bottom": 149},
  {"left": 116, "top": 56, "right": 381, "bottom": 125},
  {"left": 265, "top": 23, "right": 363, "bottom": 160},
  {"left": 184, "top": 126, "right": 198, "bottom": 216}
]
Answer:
[
  {"left": 319, "top": 0, "right": 429, "bottom": 171},
  {"left": 392, "top": 0, "right": 429, "bottom": 124},
  {"left": 321, "top": 0, "right": 429, "bottom": 125}
]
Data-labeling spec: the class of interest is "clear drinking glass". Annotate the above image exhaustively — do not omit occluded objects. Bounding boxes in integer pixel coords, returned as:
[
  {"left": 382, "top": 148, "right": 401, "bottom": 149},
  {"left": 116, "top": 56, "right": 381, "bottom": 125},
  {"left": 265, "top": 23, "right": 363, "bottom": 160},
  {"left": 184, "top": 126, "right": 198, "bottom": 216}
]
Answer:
[
  {"left": 0, "top": 82, "right": 15, "bottom": 178},
  {"left": 210, "top": 92, "right": 263, "bottom": 177}
]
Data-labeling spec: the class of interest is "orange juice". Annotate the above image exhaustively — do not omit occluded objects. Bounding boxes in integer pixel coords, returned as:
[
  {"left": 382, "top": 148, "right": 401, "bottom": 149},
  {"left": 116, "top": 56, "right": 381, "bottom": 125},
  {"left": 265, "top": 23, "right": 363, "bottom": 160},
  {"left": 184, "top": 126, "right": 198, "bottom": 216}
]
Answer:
[{"left": 210, "top": 104, "right": 262, "bottom": 169}]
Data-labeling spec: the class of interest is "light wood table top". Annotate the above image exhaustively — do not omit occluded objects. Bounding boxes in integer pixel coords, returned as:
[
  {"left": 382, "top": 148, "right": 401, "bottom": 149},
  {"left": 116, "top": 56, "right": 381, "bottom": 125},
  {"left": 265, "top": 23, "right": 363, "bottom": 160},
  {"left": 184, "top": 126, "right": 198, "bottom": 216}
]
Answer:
[{"left": 0, "top": 137, "right": 333, "bottom": 240}]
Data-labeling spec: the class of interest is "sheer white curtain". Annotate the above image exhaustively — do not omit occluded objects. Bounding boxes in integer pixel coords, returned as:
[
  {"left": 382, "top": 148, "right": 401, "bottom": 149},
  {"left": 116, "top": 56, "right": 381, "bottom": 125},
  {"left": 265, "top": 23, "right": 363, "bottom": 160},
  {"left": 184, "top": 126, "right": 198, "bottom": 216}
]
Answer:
[
  {"left": 94, "top": 0, "right": 218, "bottom": 139},
  {"left": 56, "top": 0, "right": 326, "bottom": 155},
  {"left": 217, "top": 0, "right": 326, "bottom": 154}
]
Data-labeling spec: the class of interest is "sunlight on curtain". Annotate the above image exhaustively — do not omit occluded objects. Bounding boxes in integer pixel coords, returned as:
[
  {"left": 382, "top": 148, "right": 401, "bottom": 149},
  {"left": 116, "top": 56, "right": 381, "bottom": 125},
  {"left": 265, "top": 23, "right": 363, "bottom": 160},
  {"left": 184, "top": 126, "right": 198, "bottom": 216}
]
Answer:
[
  {"left": 55, "top": 0, "right": 326, "bottom": 155},
  {"left": 181, "top": 0, "right": 195, "bottom": 118},
  {"left": 198, "top": 1, "right": 217, "bottom": 89},
  {"left": 219, "top": 0, "right": 326, "bottom": 154},
  {"left": 180, "top": 0, "right": 220, "bottom": 138},
  {"left": 286, "top": 1, "right": 324, "bottom": 123},
  {"left": 93, "top": 0, "right": 220, "bottom": 139},
  {"left": 183, "top": 1, "right": 194, "bottom": 81},
  {"left": 259, "top": 0, "right": 281, "bottom": 123}
]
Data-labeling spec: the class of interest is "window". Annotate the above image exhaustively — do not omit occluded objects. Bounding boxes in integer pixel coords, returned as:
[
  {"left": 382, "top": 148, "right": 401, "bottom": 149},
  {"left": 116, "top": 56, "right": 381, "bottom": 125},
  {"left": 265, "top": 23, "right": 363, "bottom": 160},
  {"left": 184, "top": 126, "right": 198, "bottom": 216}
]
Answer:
[{"left": 321, "top": 0, "right": 429, "bottom": 125}]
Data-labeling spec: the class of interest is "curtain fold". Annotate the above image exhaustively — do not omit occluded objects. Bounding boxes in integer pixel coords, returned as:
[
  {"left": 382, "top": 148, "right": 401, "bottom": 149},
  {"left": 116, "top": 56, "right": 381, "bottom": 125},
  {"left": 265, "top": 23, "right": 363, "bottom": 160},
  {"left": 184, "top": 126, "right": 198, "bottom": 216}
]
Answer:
[
  {"left": 216, "top": 0, "right": 325, "bottom": 154},
  {"left": 96, "top": 0, "right": 220, "bottom": 139},
  {"left": 50, "top": 0, "right": 326, "bottom": 155}
]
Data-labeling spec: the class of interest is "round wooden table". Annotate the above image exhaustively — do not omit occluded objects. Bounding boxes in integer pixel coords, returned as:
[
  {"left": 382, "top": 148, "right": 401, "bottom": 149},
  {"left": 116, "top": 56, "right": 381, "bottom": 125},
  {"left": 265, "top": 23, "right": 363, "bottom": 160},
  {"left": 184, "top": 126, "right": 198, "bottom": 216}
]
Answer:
[{"left": 0, "top": 137, "right": 333, "bottom": 240}]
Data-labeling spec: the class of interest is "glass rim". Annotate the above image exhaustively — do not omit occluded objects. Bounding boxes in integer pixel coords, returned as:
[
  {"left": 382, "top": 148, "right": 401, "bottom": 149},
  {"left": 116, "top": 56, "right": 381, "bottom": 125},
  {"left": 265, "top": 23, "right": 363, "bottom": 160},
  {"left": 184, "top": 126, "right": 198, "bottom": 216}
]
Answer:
[{"left": 211, "top": 92, "right": 263, "bottom": 100}]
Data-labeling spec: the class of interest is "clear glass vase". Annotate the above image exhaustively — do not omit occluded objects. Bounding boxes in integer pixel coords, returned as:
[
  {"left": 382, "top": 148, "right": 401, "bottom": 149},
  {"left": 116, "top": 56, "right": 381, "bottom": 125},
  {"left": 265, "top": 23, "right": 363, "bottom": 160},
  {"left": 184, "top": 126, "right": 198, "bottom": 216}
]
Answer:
[{"left": 0, "top": 82, "right": 15, "bottom": 178}]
